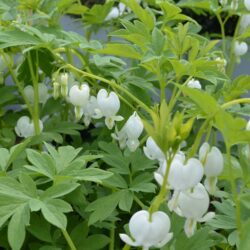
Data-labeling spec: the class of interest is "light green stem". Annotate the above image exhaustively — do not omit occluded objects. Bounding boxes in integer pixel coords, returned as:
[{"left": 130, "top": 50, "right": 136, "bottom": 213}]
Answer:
[
  {"left": 27, "top": 52, "right": 40, "bottom": 135},
  {"left": 221, "top": 98, "right": 250, "bottom": 109},
  {"left": 62, "top": 229, "right": 77, "bottom": 250}
]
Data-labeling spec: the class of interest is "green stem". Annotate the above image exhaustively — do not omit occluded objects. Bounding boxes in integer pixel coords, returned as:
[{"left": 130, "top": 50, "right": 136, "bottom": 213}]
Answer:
[
  {"left": 134, "top": 194, "right": 147, "bottom": 209},
  {"left": 225, "top": 143, "right": 241, "bottom": 231},
  {"left": 27, "top": 51, "right": 40, "bottom": 135},
  {"left": 221, "top": 98, "right": 250, "bottom": 109},
  {"left": 62, "top": 229, "right": 77, "bottom": 250},
  {"left": 215, "top": 12, "right": 226, "bottom": 55},
  {"left": 149, "top": 154, "right": 174, "bottom": 216},
  {"left": 109, "top": 221, "right": 115, "bottom": 250},
  {"left": 226, "top": 16, "right": 242, "bottom": 77}
]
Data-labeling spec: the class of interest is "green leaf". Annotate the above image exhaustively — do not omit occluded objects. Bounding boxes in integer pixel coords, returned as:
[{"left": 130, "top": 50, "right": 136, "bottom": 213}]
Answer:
[
  {"left": 118, "top": 190, "right": 133, "bottom": 212},
  {"left": 239, "top": 219, "right": 250, "bottom": 250},
  {"left": 18, "top": 173, "right": 37, "bottom": 198},
  {"left": 26, "top": 149, "right": 56, "bottom": 178},
  {"left": 8, "top": 204, "right": 30, "bottom": 250},
  {"left": 41, "top": 199, "right": 71, "bottom": 230},
  {"left": 41, "top": 182, "right": 80, "bottom": 199},
  {"left": 97, "top": 43, "right": 142, "bottom": 60},
  {"left": 99, "top": 142, "right": 130, "bottom": 174},
  {"left": 121, "top": 0, "right": 155, "bottom": 30},
  {"left": 80, "top": 234, "right": 110, "bottom": 250},
  {"left": 130, "top": 173, "right": 156, "bottom": 193},
  {"left": 6, "top": 138, "right": 31, "bottom": 170},
  {"left": 0, "top": 29, "right": 41, "bottom": 48},
  {"left": 0, "top": 148, "right": 9, "bottom": 171},
  {"left": 86, "top": 191, "right": 122, "bottom": 225}
]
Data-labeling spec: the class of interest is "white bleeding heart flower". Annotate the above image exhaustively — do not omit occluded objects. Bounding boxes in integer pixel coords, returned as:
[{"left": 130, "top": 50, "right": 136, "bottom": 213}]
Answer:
[
  {"left": 199, "top": 142, "right": 224, "bottom": 194},
  {"left": 187, "top": 78, "right": 201, "bottom": 89},
  {"left": 154, "top": 154, "right": 204, "bottom": 191},
  {"left": 69, "top": 84, "right": 90, "bottom": 107},
  {"left": 112, "top": 112, "right": 143, "bottom": 152},
  {"left": 143, "top": 137, "right": 165, "bottom": 162},
  {"left": 234, "top": 41, "right": 248, "bottom": 56},
  {"left": 119, "top": 210, "right": 173, "bottom": 250},
  {"left": 173, "top": 183, "right": 215, "bottom": 237},
  {"left": 15, "top": 116, "right": 43, "bottom": 138},
  {"left": 24, "top": 83, "right": 48, "bottom": 104},
  {"left": 244, "top": 0, "right": 250, "bottom": 10},
  {"left": 97, "top": 89, "right": 123, "bottom": 129},
  {"left": 105, "top": 3, "right": 126, "bottom": 20}
]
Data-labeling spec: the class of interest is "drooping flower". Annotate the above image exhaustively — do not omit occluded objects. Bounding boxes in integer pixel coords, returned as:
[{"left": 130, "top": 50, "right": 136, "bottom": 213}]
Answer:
[
  {"left": 96, "top": 89, "right": 123, "bottom": 129},
  {"left": 187, "top": 78, "right": 201, "bottom": 89},
  {"left": 105, "top": 3, "right": 126, "bottom": 20},
  {"left": 154, "top": 154, "right": 204, "bottom": 191},
  {"left": 199, "top": 142, "right": 224, "bottom": 194},
  {"left": 15, "top": 116, "right": 43, "bottom": 138},
  {"left": 119, "top": 210, "right": 173, "bottom": 250},
  {"left": 173, "top": 183, "right": 215, "bottom": 237},
  {"left": 23, "top": 83, "right": 48, "bottom": 104},
  {"left": 69, "top": 84, "right": 90, "bottom": 107},
  {"left": 230, "top": 0, "right": 238, "bottom": 10},
  {"left": 112, "top": 112, "right": 143, "bottom": 151},
  {"left": 143, "top": 137, "right": 165, "bottom": 163},
  {"left": 234, "top": 41, "right": 248, "bottom": 56},
  {"left": 246, "top": 119, "right": 250, "bottom": 130}
]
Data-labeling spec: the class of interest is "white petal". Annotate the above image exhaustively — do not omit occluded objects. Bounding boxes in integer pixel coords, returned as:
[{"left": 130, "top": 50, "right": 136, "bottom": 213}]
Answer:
[
  {"left": 198, "top": 212, "right": 215, "bottom": 222},
  {"left": 155, "top": 233, "right": 173, "bottom": 248},
  {"left": 204, "top": 177, "right": 217, "bottom": 195},
  {"left": 184, "top": 218, "right": 197, "bottom": 238},
  {"left": 119, "top": 234, "right": 139, "bottom": 247},
  {"left": 154, "top": 172, "right": 164, "bottom": 186},
  {"left": 125, "top": 112, "right": 143, "bottom": 139}
]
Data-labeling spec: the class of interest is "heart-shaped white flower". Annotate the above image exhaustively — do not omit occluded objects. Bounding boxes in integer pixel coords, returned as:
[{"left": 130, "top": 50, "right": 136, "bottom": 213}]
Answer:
[
  {"left": 69, "top": 84, "right": 90, "bottom": 107},
  {"left": 155, "top": 155, "right": 204, "bottom": 191},
  {"left": 24, "top": 83, "right": 48, "bottom": 104},
  {"left": 119, "top": 210, "right": 172, "bottom": 250},
  {"left": 187, "top": 78, "right": 201, "bottom": 89},
  {"left": 175, "top": 183, "right": 215, "bottom": 237},
  {"left": 199, "top": 142, "right": 224, "bottom": 194},
  {"left": 234, "top": 41, "right": 248, "bottom": 56},
  {"left": 96, "top": 89, "right": 123, "bottom": 129},
  {"left": 15, "top": 116, "right": 43, "bottom": 138}
]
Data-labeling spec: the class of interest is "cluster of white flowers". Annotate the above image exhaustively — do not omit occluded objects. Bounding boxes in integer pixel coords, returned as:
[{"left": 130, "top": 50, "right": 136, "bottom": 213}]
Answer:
[
  {"left": 53, "top": 73, "right": 144, "bottom": 151},
  {"left": 148, "top": 138, "right": 223, "bottom": 238}
]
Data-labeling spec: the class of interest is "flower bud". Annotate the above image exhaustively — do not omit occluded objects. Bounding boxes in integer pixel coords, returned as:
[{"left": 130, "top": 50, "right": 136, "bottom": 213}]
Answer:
[
  {"left": 53, "top": 82, "right": 60, "bottom": 99},
  {"left": 246, "top": 120, "right": 250, "bottom": 130},
  {"left": 60, "top": 73, "right": 68, "bottom": 97},
  {"left": 69, "top": 84, "right": 90, "bottom": 107},
  {"left": 119, "top": 210, "right": 172, "bottom": 249},
  {"left": 234, "top": 41, "right": 248, "bottom": 56},
  {"left": 24, "top": 83, "right": 48, "bottom": 104}
]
